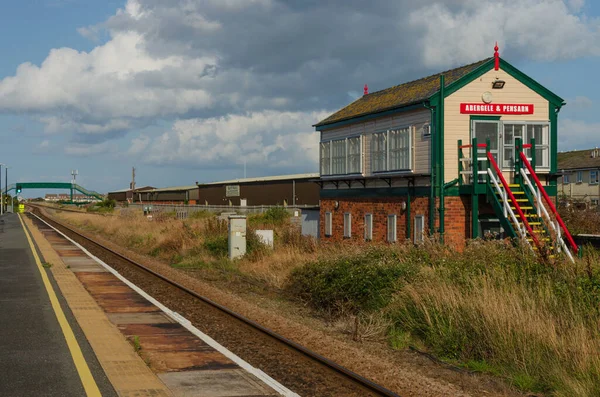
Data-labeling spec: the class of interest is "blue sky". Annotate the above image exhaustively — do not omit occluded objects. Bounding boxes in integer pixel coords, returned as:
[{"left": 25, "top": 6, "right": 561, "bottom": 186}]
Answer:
[{"left": 0, "top": 0, "right": 599, "bottom": 196}]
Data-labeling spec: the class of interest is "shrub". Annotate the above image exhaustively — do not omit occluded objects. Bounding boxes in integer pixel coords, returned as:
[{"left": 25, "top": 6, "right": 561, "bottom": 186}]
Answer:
[
  {"left": 286, "top": 246, "right": 419, "bottom": 314},
  {"left": 250, "top": 207, "right": 289, "bottom": 226},
  {"left": 203, "top": 235, "right": 228, "bottom": 257}
]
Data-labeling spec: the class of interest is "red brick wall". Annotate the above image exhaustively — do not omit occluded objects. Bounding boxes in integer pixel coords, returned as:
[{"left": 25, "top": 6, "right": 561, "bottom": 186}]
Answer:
[
  {"left": 320, "top": 197, "right": 431, "bottom": 243},
  {"left": 443, "top": 196, "right": 471, "bottom": 248},
  {"left": 320, "top": 195, "right": 472, "bottom": 247}
]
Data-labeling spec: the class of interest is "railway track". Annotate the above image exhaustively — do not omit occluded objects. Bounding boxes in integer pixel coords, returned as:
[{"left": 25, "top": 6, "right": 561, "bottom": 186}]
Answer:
[{"left": 27, "top": 205, "right": 401, "bottom": 397}]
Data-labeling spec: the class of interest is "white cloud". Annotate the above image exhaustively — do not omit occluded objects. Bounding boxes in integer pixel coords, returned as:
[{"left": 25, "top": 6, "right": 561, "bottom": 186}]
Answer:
[
  {"left": 559, "top": 118, "right": 600, "bottom": 150},
  {"left": 65, "top": 142, "right": 118, "bottom": 156},
  {"left": 568, "top": 96, "right": 593, "bottom": 109},
  {"left": 567, "top": 0, "right": 585, "bottom": 13},
  {"left": 139, "top": 110, "right": 329, "bottom": 169},
  {"left": 410, "top": 0, "right": 600, "bottom": 68},
  {"left": 0, "top": 0, "right": 599, "bottom": 176},
  {"left": 0, "top": 30, "right": 214, "bottom": 135},
  {"left": 127, "top": 134, "right": 150, "bottom": 155}
]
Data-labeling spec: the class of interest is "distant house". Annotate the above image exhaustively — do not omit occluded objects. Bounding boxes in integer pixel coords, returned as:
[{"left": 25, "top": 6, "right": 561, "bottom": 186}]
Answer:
[
  {"left": 44, "top": 193, "right": 99, "bottom": 202},
  {"left": 558, "top": 148, "right": 600, "bottom": 207}
]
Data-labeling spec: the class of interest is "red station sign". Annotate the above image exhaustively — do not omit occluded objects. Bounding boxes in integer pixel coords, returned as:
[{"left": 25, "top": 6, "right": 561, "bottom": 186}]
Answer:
[{"left": 460, "top": 103, "right": 534, "bottom": 115}]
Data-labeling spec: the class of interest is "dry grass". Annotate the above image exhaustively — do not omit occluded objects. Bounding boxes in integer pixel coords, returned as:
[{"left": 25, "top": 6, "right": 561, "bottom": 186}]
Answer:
[
  {"left": 53, "top": 208, "right": 600, "bottom": 395},
  {"left": 53, "top": 208, "right": 321, "bottom": 289}
]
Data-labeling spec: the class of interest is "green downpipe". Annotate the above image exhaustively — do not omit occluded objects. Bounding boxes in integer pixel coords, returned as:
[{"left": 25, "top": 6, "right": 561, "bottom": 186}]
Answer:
[
  {"left": 406, "top": 187, "right": 411, "bottom": 239},
  {"left": 424, "top": 101, "right": 436, "bottom": 235},
  {"left": 438, "top": 75, "right": 445, "bottom": 242}
]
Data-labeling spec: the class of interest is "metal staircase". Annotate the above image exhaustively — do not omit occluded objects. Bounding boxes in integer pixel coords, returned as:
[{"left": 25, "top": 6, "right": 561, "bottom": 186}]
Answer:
[{"left": 458, "top": 138, "right": 578, "bottom": 262}]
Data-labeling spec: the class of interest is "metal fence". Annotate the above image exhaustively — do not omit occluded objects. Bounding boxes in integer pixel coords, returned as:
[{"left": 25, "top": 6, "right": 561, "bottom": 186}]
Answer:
[{"left": 124, "top": 203, "right": 318, "bottom": 216}]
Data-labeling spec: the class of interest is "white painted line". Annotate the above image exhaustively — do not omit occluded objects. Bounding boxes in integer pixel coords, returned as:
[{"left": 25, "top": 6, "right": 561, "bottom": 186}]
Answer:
[{"left": 32, "top": 213, "right": 300, "bottom": 397}]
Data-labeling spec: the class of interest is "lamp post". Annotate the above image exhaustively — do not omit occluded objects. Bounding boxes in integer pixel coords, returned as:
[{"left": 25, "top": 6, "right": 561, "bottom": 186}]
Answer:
[
  {"left": 0, "top": 163, "right": 5, "bottom": 216},
  {"left": 5, "top": 167, "right": 10, "bottom": 213}
]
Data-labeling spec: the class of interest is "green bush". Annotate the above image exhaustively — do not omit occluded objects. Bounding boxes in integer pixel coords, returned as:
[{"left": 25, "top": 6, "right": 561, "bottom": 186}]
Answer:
[
  {"left": 203, "top": 235, "right": 229, "bottom": 257},
  {"left": 286, "top": 247, "right": 419, "bottom": 313},
  {"left": 249, "top": 207, "right": 289, "bottom": 226}
]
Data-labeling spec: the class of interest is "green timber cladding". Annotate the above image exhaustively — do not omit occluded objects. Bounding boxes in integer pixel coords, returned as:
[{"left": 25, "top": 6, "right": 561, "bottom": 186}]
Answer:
[{"left": 315, "top": 50, "right": 565, "bottom": 246}]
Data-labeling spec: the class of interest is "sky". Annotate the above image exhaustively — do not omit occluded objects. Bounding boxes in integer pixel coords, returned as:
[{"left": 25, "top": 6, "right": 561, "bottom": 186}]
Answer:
[{"left": 0, "top": 0, "right": 599, "bottom": 195}]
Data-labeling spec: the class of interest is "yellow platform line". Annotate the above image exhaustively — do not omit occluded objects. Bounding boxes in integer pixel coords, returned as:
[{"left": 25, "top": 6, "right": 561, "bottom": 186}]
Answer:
[{"left": 18, "top": 214, "right": 101, "bottom": 397}]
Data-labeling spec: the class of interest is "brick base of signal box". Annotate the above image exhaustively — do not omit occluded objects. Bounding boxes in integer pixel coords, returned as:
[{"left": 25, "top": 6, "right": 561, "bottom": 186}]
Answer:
[{"left": 320, "top": 196, "right": 472, "bottom": 249}]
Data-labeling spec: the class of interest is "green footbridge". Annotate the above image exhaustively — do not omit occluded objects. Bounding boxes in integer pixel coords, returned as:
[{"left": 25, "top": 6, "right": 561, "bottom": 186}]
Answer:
[{"left": 6, "top": 182, "right": 104, "bottom": 202}]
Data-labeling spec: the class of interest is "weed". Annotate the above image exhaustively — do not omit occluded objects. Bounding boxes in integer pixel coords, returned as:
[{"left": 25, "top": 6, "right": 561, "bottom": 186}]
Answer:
[
  {"left": 42, "top": 262, "right": 53, "bottom": 268},
  {"left": 131, "top": 335, "right": 141, "bottom": 353},
  {"left": 388, "top": 327, "right": 412, "bottom": 350}
]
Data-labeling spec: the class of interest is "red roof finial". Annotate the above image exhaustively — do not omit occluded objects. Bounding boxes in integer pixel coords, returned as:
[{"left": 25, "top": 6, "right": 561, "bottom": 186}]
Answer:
[
  {"left": 494, "top": 42, "right": 500, "bottom": 71},
  {"left": 364, "top": 84, "right": 369, "bottom": 96}
]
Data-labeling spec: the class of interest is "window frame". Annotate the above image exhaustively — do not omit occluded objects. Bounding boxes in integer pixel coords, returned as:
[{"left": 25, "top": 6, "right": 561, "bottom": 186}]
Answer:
[
  {"left": 590, "top": 170, "right": 599, "bottom": 185},
  {"left": 364, "top": 213, "right": 373, "bottom": 241},
  {"left": 320, "top": 135, "right": 363, "bottom": 176},
  {"left": 577, "top": 171, "right": 583, "bottom": 184},
  {"left": 324, "top": 212, "right": 332, "bottom": 237},
  {"left": 343, "top": 212, "right": 352, "bottom": 238},
  {"left": 387, "top": 214, "right": 397, "bottom": 243},
  {"left": 563, "top": 174, "right": 570, "bottom": 184},
  {"left": 370, "top": 131, "right": 388, "bottom": 173},
  {"left": 371, "top": 126, "right": 413, "bottom": 174},
  {"left": 320, "top": 141, "right": 331, "bottom": 176},
  {"left": 330, "top": 138, "right": 347, "bottom": 175},
  {"left": 472, "top": 120, "right": 551, "bottom": 172},
  {"left": 414, "top": 215, "right": 425, "bottom": 244}
]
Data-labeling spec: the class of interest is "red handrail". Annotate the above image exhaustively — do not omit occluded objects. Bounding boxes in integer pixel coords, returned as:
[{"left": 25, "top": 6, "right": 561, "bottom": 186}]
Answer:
[
  {"left": 519, "top": 152, "right": 578, "bottom": 254},
  {"left": 487, "top": 152, "right": 541, "bottom": 248}
]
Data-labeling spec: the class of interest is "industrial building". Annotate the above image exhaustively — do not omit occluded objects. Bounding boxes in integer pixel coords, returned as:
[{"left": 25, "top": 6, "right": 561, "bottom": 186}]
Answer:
[
  {"left": 137, "top": 185, "right": 199, "bottom": 204},
  {"left": 196, "top": 173, "right": 319, "bottom": 206},
  {"left": 558, "top": 148, "right": 600, "bottom": 207},
  {"left": 315, "top": 45, "right": 577, "bottom": 257},
  {"left": 107, "top": 186, "right": 155, "bottom": 202},
  {"left": 106, "top": 174, "right": 320, "bottom": 207}
]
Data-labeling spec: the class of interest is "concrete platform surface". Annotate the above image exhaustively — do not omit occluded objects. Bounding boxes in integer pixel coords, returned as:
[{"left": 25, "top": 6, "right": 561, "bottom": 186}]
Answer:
[{"left": 0, "top": 213, "right": 116, "bottom": 397}]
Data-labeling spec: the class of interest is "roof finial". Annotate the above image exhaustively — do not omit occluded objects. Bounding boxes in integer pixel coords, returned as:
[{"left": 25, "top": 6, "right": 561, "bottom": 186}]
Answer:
[
  {"left": 494, "top": 42, "right": 500, "bottom": 71},
  {"left": 364, "top": 84, "right": 369, "bottom": 96}
]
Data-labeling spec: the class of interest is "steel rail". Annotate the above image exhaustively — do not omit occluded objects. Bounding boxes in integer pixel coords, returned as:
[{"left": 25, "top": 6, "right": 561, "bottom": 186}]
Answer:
[{"left": 28, "top": 205, "right": 401, "bottom": 397}]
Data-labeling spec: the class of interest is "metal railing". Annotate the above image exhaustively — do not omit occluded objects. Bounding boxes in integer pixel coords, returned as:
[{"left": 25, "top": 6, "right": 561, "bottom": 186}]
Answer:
[
  {"left": 124, "top": 203, "right": 318, "bottom": 218},
  {"left": 519, "top": 151, "right": 578, "bottom": 258},
  {"left": 487, "top": 151, "right": 540, "bottom": 248}
]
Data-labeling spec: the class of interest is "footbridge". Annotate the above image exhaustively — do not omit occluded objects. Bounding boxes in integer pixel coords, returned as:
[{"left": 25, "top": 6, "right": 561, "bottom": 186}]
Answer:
[{"left": 6, "top": 182, "right": 104, "bottom": 201}]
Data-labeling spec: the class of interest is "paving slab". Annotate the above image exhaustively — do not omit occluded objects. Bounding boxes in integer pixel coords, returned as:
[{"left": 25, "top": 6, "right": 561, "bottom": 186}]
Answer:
[
  {"left": 158, "top": 370, "right": 278, "bottom": 397},
  {"left": 0, "top": 214, "right": 115, "bottom": 397},
  {"left": 22, "top": 213, "right": 172, "bottom": 397}
]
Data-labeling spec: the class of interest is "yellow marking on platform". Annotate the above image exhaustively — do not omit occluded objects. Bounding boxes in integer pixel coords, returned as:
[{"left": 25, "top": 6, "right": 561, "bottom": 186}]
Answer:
[{"left": 18, "top": 214, "right": 101, "bottom": 397}]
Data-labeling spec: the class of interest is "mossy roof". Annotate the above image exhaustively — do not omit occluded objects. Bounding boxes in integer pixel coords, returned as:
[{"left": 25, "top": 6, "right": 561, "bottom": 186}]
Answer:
[
  {"left": 315, "top": 58, "right": 493, "bottom": 127},
  {"left": 558, "top": 149, "right": 600, "bottom": 170}
]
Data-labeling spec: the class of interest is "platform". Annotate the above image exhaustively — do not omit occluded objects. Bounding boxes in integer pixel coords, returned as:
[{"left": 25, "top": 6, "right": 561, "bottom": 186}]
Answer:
[
  {"left": 0, "top": 213, "right": 115, "bottom": 397},
  {"left": 21, "top": 211, "right": 287, "bottom": 397}
]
